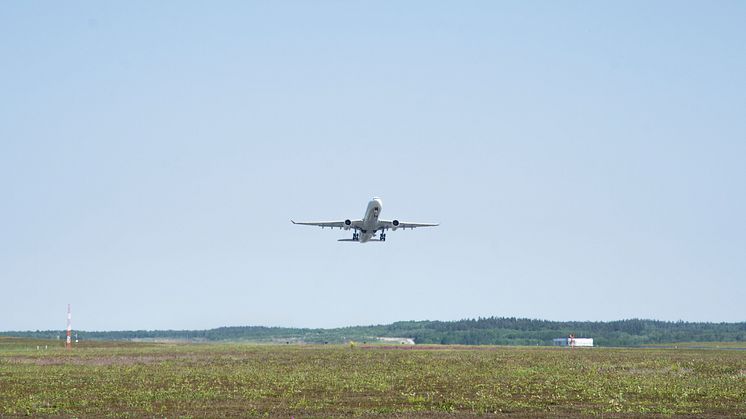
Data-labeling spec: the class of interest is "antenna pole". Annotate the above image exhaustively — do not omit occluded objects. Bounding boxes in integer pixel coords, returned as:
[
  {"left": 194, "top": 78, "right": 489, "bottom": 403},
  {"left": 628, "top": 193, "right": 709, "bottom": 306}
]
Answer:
[{"left": 66, "top": 304, "right": 72, "bottom": 350}]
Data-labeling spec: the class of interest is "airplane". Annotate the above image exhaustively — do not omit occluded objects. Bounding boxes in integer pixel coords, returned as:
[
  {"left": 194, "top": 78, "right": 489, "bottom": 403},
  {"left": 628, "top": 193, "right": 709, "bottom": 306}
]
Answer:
[{"left": 291, "top": 197, "right": 438, "bottom": 242}]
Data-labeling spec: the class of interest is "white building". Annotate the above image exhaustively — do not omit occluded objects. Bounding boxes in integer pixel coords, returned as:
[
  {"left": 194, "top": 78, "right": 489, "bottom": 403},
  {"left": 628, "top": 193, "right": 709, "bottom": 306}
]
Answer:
[
  {"left": 377, "top": 337, "right": 415, "bottom": 345},
  {"left": 553, "top": 337, "right": 593, "bottom": 347}
]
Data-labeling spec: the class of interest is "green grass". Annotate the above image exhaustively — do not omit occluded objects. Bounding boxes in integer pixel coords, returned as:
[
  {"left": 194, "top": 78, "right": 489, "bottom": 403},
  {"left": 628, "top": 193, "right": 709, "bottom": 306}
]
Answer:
[
  {"left": 641, "top": 341, "right": 746, "bottom": 349},
  {"left": 1, "top": 337, "right": 744, "bottom": 417}
]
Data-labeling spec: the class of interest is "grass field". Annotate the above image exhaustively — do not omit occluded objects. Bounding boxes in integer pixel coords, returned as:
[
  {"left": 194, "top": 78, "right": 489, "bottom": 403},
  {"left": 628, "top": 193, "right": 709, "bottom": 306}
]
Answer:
[{"left": 1, "top": 337, "right": 744, "bottom": 417}]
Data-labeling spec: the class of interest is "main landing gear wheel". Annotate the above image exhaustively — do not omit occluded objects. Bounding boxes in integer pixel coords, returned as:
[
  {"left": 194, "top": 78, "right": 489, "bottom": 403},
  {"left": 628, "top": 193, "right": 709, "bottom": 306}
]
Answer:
[
  {"left": 380, "top": 231, "right": 386, "bottom": 241},
  {"left": 352, "top": 232, "right": 359, "bottom": 241}
]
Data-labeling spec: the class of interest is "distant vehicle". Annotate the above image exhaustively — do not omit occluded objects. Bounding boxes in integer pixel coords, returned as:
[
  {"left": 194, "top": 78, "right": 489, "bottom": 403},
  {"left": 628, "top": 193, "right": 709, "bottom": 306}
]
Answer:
[{"left": 291, "top": 197, "right": 438, "bottom": 243}]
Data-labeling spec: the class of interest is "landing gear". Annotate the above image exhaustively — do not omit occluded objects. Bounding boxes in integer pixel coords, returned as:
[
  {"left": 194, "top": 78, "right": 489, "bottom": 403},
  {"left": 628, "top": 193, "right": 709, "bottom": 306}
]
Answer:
[
  {"left": 379, "top": 230, "right": 387, "bottom": 241},
  {"left": 352, "top": 231, "right": 359, "bottom": 241}
]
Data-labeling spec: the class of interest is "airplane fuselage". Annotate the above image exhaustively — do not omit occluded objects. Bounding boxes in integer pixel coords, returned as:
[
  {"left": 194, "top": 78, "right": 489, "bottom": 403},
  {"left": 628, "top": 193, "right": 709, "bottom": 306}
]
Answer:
[{"left": 358, "top": 197, "right": 383, "bottom": 242}]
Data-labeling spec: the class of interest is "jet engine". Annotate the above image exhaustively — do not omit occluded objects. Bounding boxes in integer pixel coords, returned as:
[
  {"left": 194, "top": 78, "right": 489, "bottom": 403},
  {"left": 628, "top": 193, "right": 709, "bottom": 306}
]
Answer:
[
  {"left": 391, "top": 220, "right": 400, "bottom": 231},
  {"left": 343, "top": 219, "right": 352, "bottom": 230}
]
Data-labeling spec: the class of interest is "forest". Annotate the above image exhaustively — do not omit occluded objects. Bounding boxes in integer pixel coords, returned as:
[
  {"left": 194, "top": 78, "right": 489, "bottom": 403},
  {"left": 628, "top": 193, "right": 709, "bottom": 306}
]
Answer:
[{"left": 3, "top": 317, "right": 745, "bottom": 346}]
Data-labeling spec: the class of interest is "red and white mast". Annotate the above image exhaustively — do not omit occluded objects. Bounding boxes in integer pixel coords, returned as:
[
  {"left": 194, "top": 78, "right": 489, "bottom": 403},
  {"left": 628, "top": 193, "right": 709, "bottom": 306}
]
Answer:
[{"left": 66, "top": 304, "right": 72, "bottom": 350}]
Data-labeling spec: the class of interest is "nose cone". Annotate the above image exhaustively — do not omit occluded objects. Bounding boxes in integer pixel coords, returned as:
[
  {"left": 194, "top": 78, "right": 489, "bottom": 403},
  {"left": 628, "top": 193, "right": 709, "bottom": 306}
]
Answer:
[{"left": 372, "top": 197, "right": 383, "bottom": 206}]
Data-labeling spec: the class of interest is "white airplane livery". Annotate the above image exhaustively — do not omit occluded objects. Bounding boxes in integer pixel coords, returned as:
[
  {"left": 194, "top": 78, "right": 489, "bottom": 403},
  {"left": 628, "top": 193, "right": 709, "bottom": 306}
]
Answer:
[{"left": 292, "top": 197, "right": 438, "bottom": 242}]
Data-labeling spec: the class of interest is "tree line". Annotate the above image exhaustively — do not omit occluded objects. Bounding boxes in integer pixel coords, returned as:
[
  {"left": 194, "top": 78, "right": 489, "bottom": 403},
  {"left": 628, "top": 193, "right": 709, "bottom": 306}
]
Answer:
[{"left": 2, "top": 317, "right": 744, "bottom": 346}]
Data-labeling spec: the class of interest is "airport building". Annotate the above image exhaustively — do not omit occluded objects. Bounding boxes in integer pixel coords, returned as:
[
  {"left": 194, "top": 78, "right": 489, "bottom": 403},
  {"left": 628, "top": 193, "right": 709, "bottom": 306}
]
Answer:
[
  {"left": 553, "top": 337, "right": 593, "bottom": 347},
  {"left": 377, "top": 337, "right": 415, "bottom": 345}
]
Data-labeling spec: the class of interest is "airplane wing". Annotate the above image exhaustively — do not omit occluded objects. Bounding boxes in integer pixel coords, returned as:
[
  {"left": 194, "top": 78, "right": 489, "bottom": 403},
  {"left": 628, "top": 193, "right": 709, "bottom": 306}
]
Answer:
[
  {"left": 291, "top": 220, "right": 362, "bottom": 229},
  {"left": 379, "top": 220, "right": 439, "bottom": 229}
]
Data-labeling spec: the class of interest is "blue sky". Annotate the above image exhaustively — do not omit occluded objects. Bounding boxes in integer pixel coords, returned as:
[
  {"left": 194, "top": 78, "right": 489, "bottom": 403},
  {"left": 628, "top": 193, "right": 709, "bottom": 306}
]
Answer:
[{"left": 1, "top": 2, "right": 744, "bottom": 331}]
